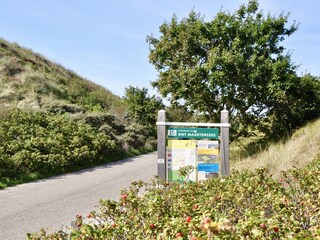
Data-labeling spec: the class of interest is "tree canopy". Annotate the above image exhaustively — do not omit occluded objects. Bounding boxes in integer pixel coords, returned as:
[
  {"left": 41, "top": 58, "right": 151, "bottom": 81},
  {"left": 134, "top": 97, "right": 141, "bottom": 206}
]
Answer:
[{"left": 147, "top": 0, "right": 320, "bottom": 138}]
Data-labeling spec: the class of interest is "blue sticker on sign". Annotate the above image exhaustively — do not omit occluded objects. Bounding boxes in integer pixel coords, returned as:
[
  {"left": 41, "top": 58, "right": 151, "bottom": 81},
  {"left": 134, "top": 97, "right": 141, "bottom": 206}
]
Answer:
[{"left": 198, "top": 163, "right": 219, "bottom": 172}]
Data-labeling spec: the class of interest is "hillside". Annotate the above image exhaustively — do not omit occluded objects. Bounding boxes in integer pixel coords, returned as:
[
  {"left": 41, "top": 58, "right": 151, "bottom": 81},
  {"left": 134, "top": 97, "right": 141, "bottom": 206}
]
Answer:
[
  {"left": 0, "top": 38, "right": 121, "bottom": 113},
  {"left": 231, "top": 118, "right": 320, "bottom": 178},
  {"left": 0, "top": 39, "right": 156, "bottom": 188}
]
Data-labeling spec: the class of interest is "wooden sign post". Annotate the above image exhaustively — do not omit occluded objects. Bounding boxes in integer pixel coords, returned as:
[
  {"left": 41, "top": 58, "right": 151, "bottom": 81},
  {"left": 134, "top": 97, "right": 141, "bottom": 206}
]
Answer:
[
  {"left": 220, "top": 109, "right": 230, "bottom": 176},
  {"left": 157, "top": 110, "right": 167, "bottom": 180}
]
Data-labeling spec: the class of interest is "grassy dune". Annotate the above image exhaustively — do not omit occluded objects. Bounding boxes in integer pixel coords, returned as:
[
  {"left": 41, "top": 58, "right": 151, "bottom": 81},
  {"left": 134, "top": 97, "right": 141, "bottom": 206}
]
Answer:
[{"left": 231, "top": 118, "right": 320, "bottom": 178}]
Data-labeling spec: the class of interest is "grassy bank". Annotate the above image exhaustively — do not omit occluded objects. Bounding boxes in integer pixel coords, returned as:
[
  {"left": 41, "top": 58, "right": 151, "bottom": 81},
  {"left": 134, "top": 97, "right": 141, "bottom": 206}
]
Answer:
[{"left": 231, "top": 118, "right": 320, "bottom": 178}]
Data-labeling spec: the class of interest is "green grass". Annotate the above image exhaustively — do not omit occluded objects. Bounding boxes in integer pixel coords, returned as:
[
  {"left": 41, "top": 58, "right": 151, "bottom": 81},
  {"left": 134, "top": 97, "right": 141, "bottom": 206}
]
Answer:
[{"left": 0, "top": 173, "right": 42, "bottom": 189}]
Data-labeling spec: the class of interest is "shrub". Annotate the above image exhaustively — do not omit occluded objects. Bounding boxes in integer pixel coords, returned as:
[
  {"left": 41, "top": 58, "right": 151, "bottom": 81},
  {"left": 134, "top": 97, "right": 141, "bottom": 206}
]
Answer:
[
  {"left": 120, "top": 122, "right": 150, "bottom": 150},
  {"left": 27, "top": 157, "right": 320, "bottom": 239},
  {"left": 0, "top": 110, "right": 119, "bottom": 178}
]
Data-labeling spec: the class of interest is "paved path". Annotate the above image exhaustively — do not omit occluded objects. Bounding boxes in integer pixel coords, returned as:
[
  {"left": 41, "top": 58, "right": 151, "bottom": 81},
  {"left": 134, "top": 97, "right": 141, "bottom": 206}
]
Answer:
[{"left": 0, "top": 152, "right": 157, "bottom": 240}]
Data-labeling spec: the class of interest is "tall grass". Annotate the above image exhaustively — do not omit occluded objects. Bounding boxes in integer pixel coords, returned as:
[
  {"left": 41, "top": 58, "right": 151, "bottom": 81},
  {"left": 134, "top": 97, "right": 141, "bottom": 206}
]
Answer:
[
  {"left": 231, "top": 118, "right": 320, "bottom": 178},
  {"left": 0, "top": 38, "right": 122, "bottom": 112}
]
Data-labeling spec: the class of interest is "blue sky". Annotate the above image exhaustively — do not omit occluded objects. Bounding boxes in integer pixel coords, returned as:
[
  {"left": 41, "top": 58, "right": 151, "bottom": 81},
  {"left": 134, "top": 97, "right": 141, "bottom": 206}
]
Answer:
[{"left": 0, "top": 0, "right": 319, "bottom": 97}]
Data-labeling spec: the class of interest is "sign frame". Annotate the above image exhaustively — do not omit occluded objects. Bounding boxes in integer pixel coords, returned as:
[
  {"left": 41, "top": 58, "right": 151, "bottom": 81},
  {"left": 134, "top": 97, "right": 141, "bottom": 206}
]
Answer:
[{"left": 156, "top": 109, "right": 230, "bottom": 180}]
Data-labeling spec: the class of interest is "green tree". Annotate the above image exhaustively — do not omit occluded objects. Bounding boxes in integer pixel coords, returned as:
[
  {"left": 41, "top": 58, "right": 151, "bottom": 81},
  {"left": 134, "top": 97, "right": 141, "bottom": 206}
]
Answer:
[
  {"left": 147, "top": 0, "right": 320, "bottom": 138},
  {"left": 124, "top": 86, "right": 164, "bottom": 136},
  {"left": 265, "top": 74, "right": 320, "bottom": 137},
  {"left": 165, "top": 104, "right": 197, "bottom": 123}
]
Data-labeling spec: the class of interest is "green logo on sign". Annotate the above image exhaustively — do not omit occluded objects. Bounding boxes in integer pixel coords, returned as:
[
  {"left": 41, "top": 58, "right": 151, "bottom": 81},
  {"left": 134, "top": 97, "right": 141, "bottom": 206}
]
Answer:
[{"left": 168, "top": 128, "right": 219, "bottom": 139}]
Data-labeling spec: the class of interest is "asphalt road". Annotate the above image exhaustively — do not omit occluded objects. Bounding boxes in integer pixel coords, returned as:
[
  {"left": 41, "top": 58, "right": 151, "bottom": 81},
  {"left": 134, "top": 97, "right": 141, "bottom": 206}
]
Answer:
[{"left": 0, "top": 152, "right": 157, "bottom": 240}]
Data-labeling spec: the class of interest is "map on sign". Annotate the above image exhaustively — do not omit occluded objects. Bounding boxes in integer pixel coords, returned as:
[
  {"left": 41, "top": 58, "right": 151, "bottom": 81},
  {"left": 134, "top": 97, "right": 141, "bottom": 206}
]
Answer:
[
  {"left": 167, "top": 140, "right": 197, "bottom": 182},
  {"left": 168, "top": 127, "right": 219, "bottom": 139}
]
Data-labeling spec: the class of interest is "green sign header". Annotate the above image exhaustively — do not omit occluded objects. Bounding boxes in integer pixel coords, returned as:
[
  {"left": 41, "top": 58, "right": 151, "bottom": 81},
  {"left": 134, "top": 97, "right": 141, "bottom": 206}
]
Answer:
[{"left": 168, "top": 128, "right": 219, "bottom": 139}]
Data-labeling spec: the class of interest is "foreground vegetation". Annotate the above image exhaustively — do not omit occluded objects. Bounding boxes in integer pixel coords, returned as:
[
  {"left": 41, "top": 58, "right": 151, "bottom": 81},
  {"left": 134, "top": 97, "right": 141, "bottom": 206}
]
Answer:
[{"left": 28, "top": 153, "right": 320, "bottom": 239}]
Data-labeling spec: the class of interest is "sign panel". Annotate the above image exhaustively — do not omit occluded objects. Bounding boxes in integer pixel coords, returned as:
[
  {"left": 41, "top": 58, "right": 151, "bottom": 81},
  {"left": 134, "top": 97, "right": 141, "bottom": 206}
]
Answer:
[
  {"left": 167, "top": 140, "right": 197, "bottom": 182},
  {"left": 167, "top": 140, "right": 219, "bottom": 182},
  {"left": 197, "top": 140, "right": 219, "bottom": 181},
  {"left": 168, "top": 128, "right": 219, "bottom": 139}
]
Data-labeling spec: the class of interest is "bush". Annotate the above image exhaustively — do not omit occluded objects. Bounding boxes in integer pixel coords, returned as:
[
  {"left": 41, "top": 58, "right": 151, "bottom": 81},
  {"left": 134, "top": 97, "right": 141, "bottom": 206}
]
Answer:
[
  {"left": 120, "top": 122, "right": 150, "bottom": 150},
  {"left": 28, "top": 157, "right": 320, "bottom": 239},
  {"left": 0, "top": 110, "right": 119, "bottom": 178}
]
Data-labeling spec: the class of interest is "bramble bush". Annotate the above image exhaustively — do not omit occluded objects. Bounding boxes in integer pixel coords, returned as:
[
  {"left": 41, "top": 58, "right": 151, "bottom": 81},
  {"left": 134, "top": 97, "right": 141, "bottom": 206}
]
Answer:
[{"left": 28, "top": 156, "right": 320, "bottom": 239}]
